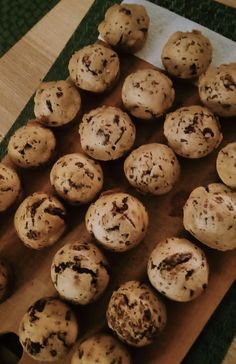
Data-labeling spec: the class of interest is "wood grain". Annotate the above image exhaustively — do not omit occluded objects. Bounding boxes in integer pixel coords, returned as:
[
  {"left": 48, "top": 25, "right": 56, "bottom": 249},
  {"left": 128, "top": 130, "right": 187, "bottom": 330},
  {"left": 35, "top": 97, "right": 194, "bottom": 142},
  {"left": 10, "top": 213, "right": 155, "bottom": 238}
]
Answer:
[
  {"left": 0, "top": 55, "right": 235, "bottom": 364},
  {"left": 215, "top": 0, "right": 236, "bottom": 8},
  {"left": 0, "top": 0, "right": 93, "bottom": 137},
  {"left": 0, "top": 1, "right": 235, "bottom": 364}
]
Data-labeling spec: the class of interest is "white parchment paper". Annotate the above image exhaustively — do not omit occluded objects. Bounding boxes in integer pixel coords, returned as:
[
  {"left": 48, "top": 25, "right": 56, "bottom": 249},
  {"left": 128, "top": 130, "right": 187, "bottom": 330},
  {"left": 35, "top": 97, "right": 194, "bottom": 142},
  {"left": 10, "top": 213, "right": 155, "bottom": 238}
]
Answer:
[{"left": 122, "top": 0, "right": 236, "bottom": 68}]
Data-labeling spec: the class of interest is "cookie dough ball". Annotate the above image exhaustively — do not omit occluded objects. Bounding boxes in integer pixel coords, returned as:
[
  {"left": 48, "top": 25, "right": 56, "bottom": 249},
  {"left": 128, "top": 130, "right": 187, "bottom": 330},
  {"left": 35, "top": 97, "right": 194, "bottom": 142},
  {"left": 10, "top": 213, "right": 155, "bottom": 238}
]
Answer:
[
  {"left": 0, "top": 260, "right": 13, "bottom": 302},
  {"left": 162, "top": 30, "right": 212, "bottom": 79},
  {"left": 51, "top": 241, "right": 110, "bottom": 305},
  {"left": 124, "top": 143, "right": 180, "bottom": 195},
  {"left": 34, "top": 80, "right": 81, "bottom": 127},
  {"left": 98, "top": 3, "right": 150, "bottom": 53},
  {"left": 147, "top": 237, "right": 209, "bottom": 302},
  {"left": 79, "top": 106, "right": 136, "bottom": 161},
  {"left": 50, "top": 153, "right": 103, "bottom": 205},
  {"left": 199, "top": 63, "right": 236, "bottom": 117},
  {"left": 71, "top": 334, "right": 132, "bottom": 364},
  {"left": 183, "top": 183, "right": 236, "bottom": 251},
  {"left": 68, "top": 43, "right": 120, "bottom": 93},
  {"left": 19, "top": 297, "right": 78, "bottom": 361},
  {"left": 122, "top": 69, "right": 175, "bottom": 120},
  {"left": 85, "top": 192, "right": 149, "bottom": 252},
  {"left": 216, "top": 142, "right": 236, "bottom": 188},
  {"left": 8, "top": 123, "right": 56, "bottom": 168},
  {"left": 14, "top": 192, "right": 66, "bottom": 249},
  {"left": 0, "top": 163, "right": 21, "bottom": 212},
  {"left": 106, "top": 280, "right": 166, "bottom": 347},
  {"left": 164, "top": 105, "right": 223, "bottom": 158}
]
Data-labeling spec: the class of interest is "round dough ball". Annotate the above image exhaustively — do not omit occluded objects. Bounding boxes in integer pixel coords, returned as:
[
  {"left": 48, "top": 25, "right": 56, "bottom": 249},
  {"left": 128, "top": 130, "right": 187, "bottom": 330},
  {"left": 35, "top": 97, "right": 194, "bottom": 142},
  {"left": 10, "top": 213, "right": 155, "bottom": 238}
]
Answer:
[
  {"left": 8, "top": 122, "right": 56, "bottom": 168},
  {"left": 14, "top": 192, "right": 66, "bottom": 249},
  {"left": 183, "top": 183, "right": 236, "bottom": 251},
  {"left": 34, "top": 80, "right": 81, "bottom": 127},
  {"left": 98, "top": 3, "right": 150, "bottom": 53},
  {"left": 147, "top": 237, "right": 209, "bottom": 302},
  {"left": 164, "top": 105, "right": 223, "bottom": 158},
  {"left": 216, "top": 142, "right": 236, "bottom": 188},
  {"left": 199, "top": 63, "right": 236, "bottom": 117},
  {"left": 71, "top": 334, "right": 132, "bottom": 364},
  {"left": 79, "top": 106, "right": 136, "bottom": 161},
  {"left": 162, "top": 30, "right": 212, "bottom": 79},
  {"left": 85, "top": 192, "right": 149, "bottom": 252},
  {"left": 50, "top": 153, "right": 103, "bottom": 205},
  {"left": 19, "top": 297, "right": 78, "bottom": 362},
  {"left": 124, "top": 143, "right": 180, "bottom": 195},
  {"left": 122, "top": 69, "right": 175, "bottom": 120},
  {"left": 68, "top": 43, "right": 120, "bottom": 93},
  {"left": 106, "top": 280, "right": 166, "bottom": 347},
  {"left": 51, "top": 241, "right": 110, "bottom": 305},
  {"left": 0, "top": 162, "right": 21, "bottom": 212},
  {"left": 0, "top": 260, "right": 13, "bottom": 302}
]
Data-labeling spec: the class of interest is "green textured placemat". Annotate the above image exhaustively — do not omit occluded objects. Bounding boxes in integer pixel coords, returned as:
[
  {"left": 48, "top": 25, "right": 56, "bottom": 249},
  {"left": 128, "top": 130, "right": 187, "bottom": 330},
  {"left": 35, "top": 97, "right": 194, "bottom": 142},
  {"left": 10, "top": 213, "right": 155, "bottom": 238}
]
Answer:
[
  {"left": 0, "top": 0, "right": 59, "bottom": 57},
  {"left": 0, "top": 1, "right": 235, "bottom": 363}
]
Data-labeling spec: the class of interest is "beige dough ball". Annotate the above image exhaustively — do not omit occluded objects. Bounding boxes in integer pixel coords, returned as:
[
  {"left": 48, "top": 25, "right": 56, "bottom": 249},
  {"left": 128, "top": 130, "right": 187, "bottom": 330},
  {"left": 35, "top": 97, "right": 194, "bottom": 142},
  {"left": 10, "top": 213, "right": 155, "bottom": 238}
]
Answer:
[
  {"left": 183, "top": 183, "right": 236, "bottom": 251},
  {"left": 216, "top": 142, "right": 236, "bottom": 188},
  {"left": 0, "top": 162, "right": 21, "bottom": 212},
  {"left": 124, "top": 143, "right": 180, "bottom": 195},
  {"left": 34, "top": 80, "right": 81, "bottom": 127},
  {"left": 122, "top": 69, "right": 175, "bottom": 120},
  {"left": 68, "top": 43, "right": 120, "bottom": 93},
  {"left": 162, "top": 30, "right": 212, "bottom": 79},
  {"left": 164, "top": 105, "right": 223, "bottom": 158},
  {"left": 106, "top": 280, "right": 166, "bottom": 347},
  {"left": 147, "top": 237, "right": 209, "bottom": 302},
  {"left": 19, "top": 297, "right": 78, "bottom": 362},
  {"left": 85, "top": 192, "right": 149, "bottom": 252},
  {"left": 50, "top": 153, "right": 103, "bottom": 205},
  {"left": 71, "top": 334, "right": 132, "bottom": 364},
  {"left": 14, "top": 192, "right": 66, "bottom": 249},
  {"left": 98, "top": 3, "right": 150, "bottom": 53},
  {"left": 79, "top": 106, "right": 136, "bottom": 161},
  {"left": 0, "top": 260, "right": 13, "bottom": 302},
  {"left": 8, "top": 122, "right": 56, "bottom": 168},
  {"left": 199, "top": 63, "right": 236, "bottom": 117},
  {"left": 51, "top": 241, "right": 110, "bottom": 305}
]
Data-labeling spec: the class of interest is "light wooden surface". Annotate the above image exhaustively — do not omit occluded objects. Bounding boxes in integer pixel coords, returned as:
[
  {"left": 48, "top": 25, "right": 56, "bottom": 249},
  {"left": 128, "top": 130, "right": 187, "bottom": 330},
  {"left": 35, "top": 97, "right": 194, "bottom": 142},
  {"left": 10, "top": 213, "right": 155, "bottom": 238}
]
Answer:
[
  {"left": 0, "top": 55, "right": 236, "bottom": 364},
  {"left": 0, "top": 0, "right": 235, "bottom": 363}
]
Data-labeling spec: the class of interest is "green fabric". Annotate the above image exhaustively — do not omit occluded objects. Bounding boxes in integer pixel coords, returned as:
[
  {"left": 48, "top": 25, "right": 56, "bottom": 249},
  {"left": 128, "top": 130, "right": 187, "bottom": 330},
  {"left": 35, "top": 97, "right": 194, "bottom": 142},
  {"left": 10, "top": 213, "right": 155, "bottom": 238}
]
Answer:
[
  {"left": 0, "top": 0, "right": 235, "bottom": 363},
  {"left": 0, "top": 0, "right": 59, "bottom": 57}
]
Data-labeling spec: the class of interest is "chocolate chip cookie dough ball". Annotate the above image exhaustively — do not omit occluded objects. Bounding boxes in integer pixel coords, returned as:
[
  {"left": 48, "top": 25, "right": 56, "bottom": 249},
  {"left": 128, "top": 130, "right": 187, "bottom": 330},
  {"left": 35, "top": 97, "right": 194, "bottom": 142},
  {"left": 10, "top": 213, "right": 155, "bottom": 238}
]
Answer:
[
  {"left": 106, "top": 280, "right": 166, "bottom": 347},
  {"left": 68, "top": 43, "right": 120, "bottom": 93},
  {"left": 98, "top": 3, "right": 150, "bottom": 53},
  {"left": 199, "top": 63, "right": 236, "bottom": 117},
  {"left": 8, "top": 123, "right": 56, "bottom": 168},
  {"left": 79, "top": 106, "right": 136, "bottom": 161},
  {"left": 147, "top": 237, "right": 209, "bottom": 302},
  {"left": 122, "top": 69, "right": 175, "bottom": 120},
  {"left": 0, "top": 162, "right": 21, "bottom": 212},
  {"left": 51, "top": 241, "right": 110, "bottom": 305},
  {"left": 124, "top": 143, "right": 180, "bottom": 195},
  {"left": 34, "top": 80, "right": 81, "bottom": 127},
  {"left": 164, "top": 105, "right": 223, "bottom": 158},
  {"left": 14, "top": 192, "right": 66, "bottom": 249},
  {"left": 50, "top": 153, "right": 103, "bottom": 205},
  {"left": 216, "top": 142, "right": 236, "bottom": 188},
  {"left": 19, "top": 297, "right": 78, "bottom": 362},
  {"left": 85, "top": 192, "right": 149, "bottom": 252},
  {"left": 183, "top": 183, "right": 236, "bottom": 251},
  {"left": 0, "top": 260, "right": 13, "bottom": 302},
  {"left": 162, "top": 30, "right": 212, "bottom": 79},
  {"left": 71, "top": 334, "right": 132, "bottom": 364}
]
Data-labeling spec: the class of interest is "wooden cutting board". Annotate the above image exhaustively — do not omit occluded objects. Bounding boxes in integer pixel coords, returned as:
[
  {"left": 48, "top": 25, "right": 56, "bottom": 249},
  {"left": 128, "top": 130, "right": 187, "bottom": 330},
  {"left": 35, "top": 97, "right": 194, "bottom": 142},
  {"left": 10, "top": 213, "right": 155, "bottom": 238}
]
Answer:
[{"left": 0, "top": 53, "right": 235, "bottom": 364}]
